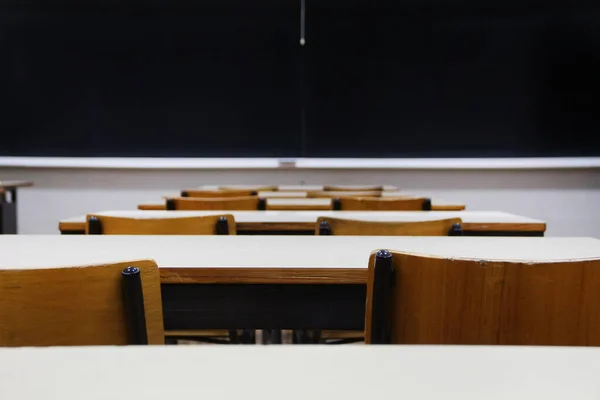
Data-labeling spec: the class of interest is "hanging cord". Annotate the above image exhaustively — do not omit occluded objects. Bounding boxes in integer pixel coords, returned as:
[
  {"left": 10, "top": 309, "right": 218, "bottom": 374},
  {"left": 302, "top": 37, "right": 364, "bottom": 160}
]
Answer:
[{"left": 300, "top": 0, "right": 306, "bottom": 46}]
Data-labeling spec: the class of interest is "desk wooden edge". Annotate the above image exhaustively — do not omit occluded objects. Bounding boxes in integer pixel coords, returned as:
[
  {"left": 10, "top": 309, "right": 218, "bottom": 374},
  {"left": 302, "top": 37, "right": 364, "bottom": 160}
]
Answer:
[
  {"left": 266, "top": 204, "right": 333, "bottom": 211},
  {"left": 431, "top": 205, "right": 466, "bottom": 211},
  {"left": 138, "top": 204, "right": 167, "bottom": 210},
  {"left": 160, "top": 267, "right": 367, "bottom": 284},
  {"left": 58, "top": 220, "right": 547, "bottom": 234},
  {"left": 138, "top": 203, "right": 463, "bottom": 211}
]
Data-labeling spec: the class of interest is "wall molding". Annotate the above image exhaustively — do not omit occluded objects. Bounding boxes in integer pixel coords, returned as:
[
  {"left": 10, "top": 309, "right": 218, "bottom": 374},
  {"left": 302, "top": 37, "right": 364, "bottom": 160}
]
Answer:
[{"left": 0, "top": 157, "right": 599, "bottom": 170}]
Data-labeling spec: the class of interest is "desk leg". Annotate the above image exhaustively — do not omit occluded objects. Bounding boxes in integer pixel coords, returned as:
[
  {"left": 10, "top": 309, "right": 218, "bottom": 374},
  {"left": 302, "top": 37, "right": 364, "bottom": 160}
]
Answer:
[{"left": 0, "top": 201, "right": 17, "bottom": 234}]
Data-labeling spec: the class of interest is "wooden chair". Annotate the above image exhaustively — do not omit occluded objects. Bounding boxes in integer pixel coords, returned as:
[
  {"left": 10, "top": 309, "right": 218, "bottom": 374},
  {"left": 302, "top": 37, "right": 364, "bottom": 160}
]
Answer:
[
  {"left": 324, "top": 185, "right": 383, "bottom": 191},
  {"left": 86, "top": 214, "right": 236, "bottom": 235},
  {"left": 166, "top": 196, "right": 265, "bottom": 211},
  {"left": 308, "top": 191, "right": 382, "bottom": 198},
  {"left": 316, "top": 217, "right": 463, "bottom": 236},
  {"left": 181, "top": 189, "right": 257, "bottom": 198},
  {"left": 295, "top": 216, "right": 462, "bottom": 344},
  {"left": 366, "top": 250, "right": 600, "bottom": 345},
  {"left": 0, "top": 259, "right": 164, "bottom": 346},
  {"left": 334, "top": 197, "right": 432, "bottom": 211},
  {"left": 85, "top": 214, "right": 238, "bottom": 343}
]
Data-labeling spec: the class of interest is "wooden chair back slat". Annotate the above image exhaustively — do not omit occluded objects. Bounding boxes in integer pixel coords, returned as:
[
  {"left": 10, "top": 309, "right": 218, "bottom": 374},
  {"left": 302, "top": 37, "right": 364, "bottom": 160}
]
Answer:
[
  {"left": 0, "top": 260, "right": 164, "bottom": 346},
  {"left": 366, "top": 252, "right": 600, "bottom": 345},
  {"left": 86, "top": 214, "right": 236, "bottom": 235},
  {"left": 182, "top": 189, "right": 256, "bottom": 198},
  {"left": 308, "top": 191, "right": 381, "bottom": 198},
  {"left": 315, "top": 217, "right": 462, "bottom": 236},
  {"left": 340, "top": 197, "right": 428, "bottom": 211},
  {"left": 167, "top": 196, "right": 261, "bottom": 211}
]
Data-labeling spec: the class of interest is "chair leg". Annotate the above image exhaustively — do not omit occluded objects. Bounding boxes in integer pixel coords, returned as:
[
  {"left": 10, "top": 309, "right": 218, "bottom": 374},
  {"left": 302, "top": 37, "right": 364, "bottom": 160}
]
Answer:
[
  {"left": 293, "top": 329, "right": 321, "bottom": 344},
  {"left": 261, "top": 329, "right": 282, "bottom": 344},
  {"left": 238, "top": 329, "right": 256, "bottom": 344}
]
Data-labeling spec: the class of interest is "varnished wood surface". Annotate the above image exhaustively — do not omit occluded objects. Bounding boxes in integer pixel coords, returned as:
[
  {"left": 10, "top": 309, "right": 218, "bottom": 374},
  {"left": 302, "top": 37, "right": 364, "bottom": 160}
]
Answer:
[
  {"left": 1, "top": 346, "right": 600, "bottom": 399},
  {"left": 181, "top": 189, "right": 257, "bottom": 198},
  {"left": 316, "top": 217, "right": 462, "bottom": 236},
  {"left": 86, "top": 214, "right": 236, "bottom": 235},
  {"left": 339, "top": 197, "right": 428, "bottom": 211},
  {"left": 60, "top": 210, "right": 546, "bottom": 233},
  {"left": 0, "top": 236, "right": 596, "bottom": 285},
  {"left": 0, "top": 180, "right": 33, "bottom": 189},
  {"left": 0, "top": 259, "right": 164, "bottom": 346},
  {"left": 198, "top": 184, "right": 399, "bottom": 191},
  {"left": 138, "top": 203, "right": 167, "bottom": 210},
  {"left": 168, "top": 196, "right": 260, "bottom": 211},
  {"left": 138, "top": 196, "right": 465, "bottom": 211},
  {"left": 366, "top": 251, "right": 600, "bottom": 346}
]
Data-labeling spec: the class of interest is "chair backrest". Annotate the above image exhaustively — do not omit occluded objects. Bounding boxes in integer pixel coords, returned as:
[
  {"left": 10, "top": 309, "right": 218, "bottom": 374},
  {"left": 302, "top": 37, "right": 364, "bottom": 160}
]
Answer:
[
  {"left": 308, "top": 191, "right": 382, "bottom": 198},
  {"left": 316, "top": 217, "right": 462, "bottom": 236},
  {"left": 181, "top": 189, "right": 256, "bottom": 198},
  {"left": 365, "top": 250, "right": 600, "bottom": 345},
  {"left": 0, "top": 259, "right": 164, "bottom": 346},
  {"left": 86, "top": 214, "right": 236, "bottom": 235},
  {"left": 324, "top": 185, "right": 383, "bottom": 191},
  {"left": 337, "top": 197, "right": 431, "bottom": 211},
  {"left": 166, "top": 196, "right": 265, "bottom": 211}
]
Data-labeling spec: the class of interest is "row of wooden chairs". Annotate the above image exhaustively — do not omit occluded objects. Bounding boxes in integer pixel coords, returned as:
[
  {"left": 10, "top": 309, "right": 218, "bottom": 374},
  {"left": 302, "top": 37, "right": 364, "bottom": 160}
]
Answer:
[
  {"left": 3, "top": 251, "right": 598, "bottom": 346},
  {"left": 182, "top": 189, "right": 384, "bottom": 198},
  {"left": 189, "top": 185, "right": 385, "bottom": 194},
  {"left": 86, "top": 214, "right": 462, "bottom": 236},
  {"left": 167, "top": 196, "right": 432, "bottom": 211}
]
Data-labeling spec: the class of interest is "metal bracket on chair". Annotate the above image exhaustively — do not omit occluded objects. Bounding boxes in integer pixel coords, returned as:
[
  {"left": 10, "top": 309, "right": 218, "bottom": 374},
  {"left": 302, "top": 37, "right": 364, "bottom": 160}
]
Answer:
[
  {"left": 87, "top": 216, "right": 102, "bottom": 234},
  {"left": 258, "top": 198, "right": 267, "bottom": 210},
  {"left": 332, "top": 198, "right": 342, "bottom": 211},
  {"left": 422, "top": 198, "right": 432, "bottom": 211},
  {"left": 319, "top": 221, "right": 332, "bottom": 235},
  {"left": 449, "top": 223, "right": 463, "bottom": 236},
  {"left": 370, "top": 249, "right": 395, "bottom": 344},
  {"left": 165, "top": 198, "right": 176, "bottom": 210},
  {"left": 122, "top": 266, "right": 149, "bottom": 345},
  {"left": 216, "top": 216, "right": 230, "bottom": 235}
]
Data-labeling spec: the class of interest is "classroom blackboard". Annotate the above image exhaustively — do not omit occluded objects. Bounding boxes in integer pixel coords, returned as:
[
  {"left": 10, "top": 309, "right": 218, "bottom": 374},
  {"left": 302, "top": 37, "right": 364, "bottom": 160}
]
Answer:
[{"left": 1, "top": 1, "right": 599, "bottom": 158}]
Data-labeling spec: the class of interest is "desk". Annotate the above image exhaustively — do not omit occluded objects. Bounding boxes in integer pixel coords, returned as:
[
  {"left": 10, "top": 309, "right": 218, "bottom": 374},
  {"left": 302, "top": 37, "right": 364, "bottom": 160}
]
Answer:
[
  {"left": 59, "top": 210, "right": 546, "bottom": 236},
  {"left": 0, "top": 180, "right": 32, "bottom": 234},
  {"left": 138, "top": 196, "right": 466, "bottom": 211},
  {"left": 1, "top": 235, "right": 594, "bottom": 331},
  {"left": 2, "top": 346, "right": 599, "bottom": 399},
  {"left": 198, "top": 184, "right": 400, "bottom": 191}
]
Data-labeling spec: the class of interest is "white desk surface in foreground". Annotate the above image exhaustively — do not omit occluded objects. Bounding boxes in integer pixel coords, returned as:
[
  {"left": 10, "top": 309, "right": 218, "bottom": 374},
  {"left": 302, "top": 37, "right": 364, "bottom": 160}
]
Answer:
[
  {"left": 0, "top": 235, "right": 597, "bottom": 269},
  {"left": 1, "top": 346, "right": 599, "bottom": 400}
]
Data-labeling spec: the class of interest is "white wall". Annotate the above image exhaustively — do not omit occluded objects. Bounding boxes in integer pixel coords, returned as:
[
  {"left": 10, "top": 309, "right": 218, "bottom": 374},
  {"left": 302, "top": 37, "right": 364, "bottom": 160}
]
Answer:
[{"left": 1, "top": 167, "right": 599, "bottom": 237}]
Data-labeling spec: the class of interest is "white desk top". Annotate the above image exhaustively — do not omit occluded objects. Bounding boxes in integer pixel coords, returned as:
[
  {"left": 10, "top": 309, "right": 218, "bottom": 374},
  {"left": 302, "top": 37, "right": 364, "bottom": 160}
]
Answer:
[
  {"left": 62, "top": 210, "right": 545, "bottom": 225},
  {"left": 198, "top": 184, "right": 399, "bottom": 191},
  {"left": 0, "top": 236, "right": 597, "bottom": 270},
  {"left": 0, "top": 180, "right": 33, "bottom": 189},
  {"left": 1, "top": 346, "right": 599, "bottom": 399}
]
